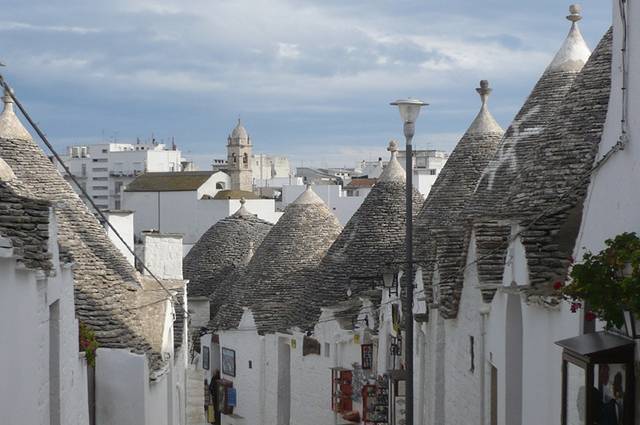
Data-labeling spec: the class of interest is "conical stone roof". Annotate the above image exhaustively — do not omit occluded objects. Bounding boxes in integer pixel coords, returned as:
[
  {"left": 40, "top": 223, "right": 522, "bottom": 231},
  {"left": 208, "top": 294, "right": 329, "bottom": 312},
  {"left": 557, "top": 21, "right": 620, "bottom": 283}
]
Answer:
[
  {"left": 415, "top": 81, "right": 504, "bottom": 319},
  {"left": 467, "top": 25, "right": 612, "bottom": 303},
  {"left": 0, "top": 89, "right": 158, "bottom": 363},
  {"left": 313, "top": 142, "right": 424, "bottom": 319},
  {"left": 469, "top": 5, "right": 592, "bottom": 218},
  {"left": 212, "top": 186, "right": 342, "bottom": 334},
  {"left": 455, "top": 6, "right": 593, "bottom": 303},
  {"left": 183, "top": 199, "right": 272, "bottom": 310}
]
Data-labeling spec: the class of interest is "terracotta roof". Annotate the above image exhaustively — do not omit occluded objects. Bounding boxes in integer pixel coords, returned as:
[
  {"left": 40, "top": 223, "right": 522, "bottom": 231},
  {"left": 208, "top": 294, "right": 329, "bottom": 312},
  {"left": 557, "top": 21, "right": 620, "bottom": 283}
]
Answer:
[
  {"left": 183, "top": 203, "right": 272, "bottom": 303},
  {"left": 125, "top": 171, "right": 215, "bottom": 192},
  {"left": 345, "top": 178, "right": 377, "bottom": 189},
  {"left": 312, "top": 143, "right": 424, "bottom": 322},
  {"left": 415, "top": 81, "right": 504, "bottom": 318},
  {"left": 211, "top": 186, "right": 342, "bottom": 334},
  {"left": 0, "top": 89, "right": 161, "bottom": 368}
]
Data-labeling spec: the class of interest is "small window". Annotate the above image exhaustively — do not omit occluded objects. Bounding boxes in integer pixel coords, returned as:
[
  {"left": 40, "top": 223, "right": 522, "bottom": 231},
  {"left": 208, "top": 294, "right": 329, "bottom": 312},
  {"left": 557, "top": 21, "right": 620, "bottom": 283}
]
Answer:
[
  {"left": 429, "top": 169, "right": 437, "bottom": 175},
  {"left": 324, "top": 343, "right": 330, "bottom": 358},
  {"left": 248, "top": 360, "right": 252, "bottom": 369},
  {"left": 216, "top": 182, "right": 225, "bottom": 190}
]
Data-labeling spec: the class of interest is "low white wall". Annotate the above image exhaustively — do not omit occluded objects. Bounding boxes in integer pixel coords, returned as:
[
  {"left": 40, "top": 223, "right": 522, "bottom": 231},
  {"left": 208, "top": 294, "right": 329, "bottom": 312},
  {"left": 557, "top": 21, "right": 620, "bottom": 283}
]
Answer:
[{"left": 95, "top": 348, "right": 148, "bottom": 425}]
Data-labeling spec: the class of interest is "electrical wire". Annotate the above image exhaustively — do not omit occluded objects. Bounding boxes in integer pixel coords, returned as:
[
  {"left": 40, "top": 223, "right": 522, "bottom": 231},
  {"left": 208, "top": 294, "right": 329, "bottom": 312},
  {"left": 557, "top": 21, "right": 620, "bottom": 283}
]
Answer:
[{"left": 0, "top": 75, "right": 184, "bottom": 309}]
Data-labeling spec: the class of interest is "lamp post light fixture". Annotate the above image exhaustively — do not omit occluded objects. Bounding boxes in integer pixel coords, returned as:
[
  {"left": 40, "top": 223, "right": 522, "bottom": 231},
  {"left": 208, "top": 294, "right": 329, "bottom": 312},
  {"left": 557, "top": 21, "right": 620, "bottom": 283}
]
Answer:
[{"left": 390, "top": 97, "right": 427, "bottom": 425}]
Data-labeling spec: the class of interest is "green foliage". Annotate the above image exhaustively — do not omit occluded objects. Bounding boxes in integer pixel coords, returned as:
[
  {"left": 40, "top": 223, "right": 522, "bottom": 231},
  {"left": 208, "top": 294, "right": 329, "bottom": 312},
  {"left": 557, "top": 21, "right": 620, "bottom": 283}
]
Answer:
[
  {"left": 562, "top": 232, "right": 640, "bottom": 328},
  {"left": 79, "top": 322, "right": 99, "bottom": 368}
]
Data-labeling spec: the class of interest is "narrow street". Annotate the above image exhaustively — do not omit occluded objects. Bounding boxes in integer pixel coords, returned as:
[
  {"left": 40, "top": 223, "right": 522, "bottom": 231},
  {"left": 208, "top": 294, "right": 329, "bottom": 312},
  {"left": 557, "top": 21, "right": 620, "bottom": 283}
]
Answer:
[{"left": 187, "top": 364, "right": 206, "bottom": 425}]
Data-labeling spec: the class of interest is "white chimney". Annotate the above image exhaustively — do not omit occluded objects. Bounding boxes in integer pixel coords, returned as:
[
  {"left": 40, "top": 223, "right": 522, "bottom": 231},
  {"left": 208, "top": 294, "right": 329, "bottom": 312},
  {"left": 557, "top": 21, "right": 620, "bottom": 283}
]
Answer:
[
  {"left": 141, "top": 231, "right": 183, "bottom": 280},
  {"left": 103, "top": 210, "right": 135, "bottom": 266}
]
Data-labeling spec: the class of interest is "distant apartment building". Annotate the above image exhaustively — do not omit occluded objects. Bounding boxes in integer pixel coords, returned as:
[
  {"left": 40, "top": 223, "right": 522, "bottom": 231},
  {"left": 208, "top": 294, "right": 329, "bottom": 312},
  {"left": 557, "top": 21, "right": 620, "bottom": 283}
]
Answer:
[
  {"left": 357, "top": 149, "right": 449, "bottom": 196},
  {"left": 54, "top": 142, "right": 190, "bottom": 210}
]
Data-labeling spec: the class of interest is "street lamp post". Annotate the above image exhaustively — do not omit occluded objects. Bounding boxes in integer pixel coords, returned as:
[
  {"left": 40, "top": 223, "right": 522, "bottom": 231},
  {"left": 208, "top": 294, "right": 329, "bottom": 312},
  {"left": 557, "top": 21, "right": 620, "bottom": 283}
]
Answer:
[{"left": 390, "top": 98, "right": 427, "bottom": 425}]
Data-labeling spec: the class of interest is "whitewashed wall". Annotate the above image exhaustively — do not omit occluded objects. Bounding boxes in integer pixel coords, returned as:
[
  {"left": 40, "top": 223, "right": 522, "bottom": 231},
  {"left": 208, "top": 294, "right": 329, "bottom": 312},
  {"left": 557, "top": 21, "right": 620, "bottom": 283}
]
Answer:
[
  {"left": 572, "top": 0, "right": 640, "bottom": 420},
  {"left": 124, "top": 191, "right": 281, "bottom": 249},
  {"left": 0, "top": 213, "right": 89, "bottom": 425}
]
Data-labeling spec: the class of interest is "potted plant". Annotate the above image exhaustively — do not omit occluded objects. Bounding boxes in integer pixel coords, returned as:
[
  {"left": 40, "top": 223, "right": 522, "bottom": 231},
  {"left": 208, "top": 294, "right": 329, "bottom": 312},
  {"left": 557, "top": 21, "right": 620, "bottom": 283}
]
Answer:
[
  {"left": 79, "top": 322, "right": 99, "bottom": 367},
  {"left": 559, "top": 232, "right": 640, "bottom": 333}
]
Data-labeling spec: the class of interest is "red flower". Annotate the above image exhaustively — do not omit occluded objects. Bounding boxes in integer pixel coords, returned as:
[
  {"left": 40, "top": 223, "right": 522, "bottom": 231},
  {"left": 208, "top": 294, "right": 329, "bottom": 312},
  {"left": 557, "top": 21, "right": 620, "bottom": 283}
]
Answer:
[
  {"left": 585, "top": 311, "right": 597, "bottom": 322},
  {"left": 570, "top": 302, "right": 582, "bottom": 313},
  {"left": 553, "top": 281, "right": 563, "bottom": 290}
]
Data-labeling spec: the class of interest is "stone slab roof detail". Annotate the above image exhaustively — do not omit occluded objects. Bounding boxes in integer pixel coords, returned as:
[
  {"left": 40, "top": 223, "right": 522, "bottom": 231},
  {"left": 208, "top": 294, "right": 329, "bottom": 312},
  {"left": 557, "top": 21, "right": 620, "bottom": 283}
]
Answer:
[
  {"left": 125, "top": 171, "right": 215, "bottom": 192},
  {"left": 313, "top": 145, "right": 424, "bottom": 324},
  {"left": 0, "top": 92, "right": 160, "bottom": 367},
  {"left": 414, "top": 81, "right": 504, "bottom": 318},
  {"left": 212, "top": 187, "right": 342, "bottom": 334},
  {"left": 183, "top": 205, "right": 272, "bottom": 304},
  {"left": 0, "top": 178, "right": 52, "bottom": 271},
  {"left": 505, "top": 27, "right": 613, "bottom": 295}
]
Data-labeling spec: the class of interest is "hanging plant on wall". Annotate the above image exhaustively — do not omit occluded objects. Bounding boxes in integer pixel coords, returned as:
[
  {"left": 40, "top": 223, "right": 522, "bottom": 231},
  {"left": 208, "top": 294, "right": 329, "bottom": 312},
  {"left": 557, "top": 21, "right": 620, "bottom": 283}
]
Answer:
[
  {"left": 79, "top": 322, "right": 99, "bottom": 368},
  {"left": 558, "top": 232, "right": 640, "bottom": 328}
]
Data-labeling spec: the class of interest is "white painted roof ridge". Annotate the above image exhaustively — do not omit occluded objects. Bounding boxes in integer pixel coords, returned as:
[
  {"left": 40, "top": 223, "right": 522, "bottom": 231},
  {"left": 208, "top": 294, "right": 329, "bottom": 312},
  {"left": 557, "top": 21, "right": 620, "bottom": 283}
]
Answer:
[
  {"left": 231, "top": 197, "right": 257, "bottom": 218},
  {"left": 378, "top": 140, "right": 406, "bottom": 183},
  {"left": 466, "top": 80, "right": 503, "bottom": 135},
  {"left": 547, "top": 4, "right": 591, "bottom": 72},
  {"left": 291, "top": 185, "right": 325, "bottom": 205},
  {"left": 0, "top": 88, "right": 32, "bottom": 141}
]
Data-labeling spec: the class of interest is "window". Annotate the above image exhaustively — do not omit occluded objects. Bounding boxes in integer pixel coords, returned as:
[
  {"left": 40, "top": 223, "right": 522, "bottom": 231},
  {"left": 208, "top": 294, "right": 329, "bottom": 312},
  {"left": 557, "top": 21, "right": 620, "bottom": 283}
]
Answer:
[
  {"left": 469, "top": 336, "right": 475, "bottom": 373},
  {"left": 115, "top": 181, "right": 123, "bottom": 193},
  {"left": 557, "top": 332, "right": 636, "bottom": 425},
  {"left": 429, "top": 169, "right": 437, "bottom": 175},
  {"left": 324, "top": 343, "right": 330, "bottom": 358},
  {"left": 92, "top": 186, "right": 108, "bottom": 191},
  {"left": 216, "top": 182, "right": 225, "bottom": 190},
  {"left": 92, "top": 158, "right": 107, "bottom": 163},
  {"left": 81, "top": 164, "right": 87, "bottom": 177},
  {"left": 92, "top": 177, "right": 108, "bottom": 181},
  {"left": 92, "top": 195, "right": 108, "bottom": 199},
  {"left": 92, "top": 168, "right": 108, "bottom": 172},
  {"left": 101, "top": 149, "right": 108, "bottom": 153}
]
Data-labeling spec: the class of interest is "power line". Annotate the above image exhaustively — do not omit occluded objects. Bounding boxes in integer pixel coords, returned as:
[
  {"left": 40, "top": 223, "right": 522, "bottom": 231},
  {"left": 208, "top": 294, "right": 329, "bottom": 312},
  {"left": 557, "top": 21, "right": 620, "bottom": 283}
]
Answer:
[{"left": 0, "top": 75, "right": 184, "bottom": 308}]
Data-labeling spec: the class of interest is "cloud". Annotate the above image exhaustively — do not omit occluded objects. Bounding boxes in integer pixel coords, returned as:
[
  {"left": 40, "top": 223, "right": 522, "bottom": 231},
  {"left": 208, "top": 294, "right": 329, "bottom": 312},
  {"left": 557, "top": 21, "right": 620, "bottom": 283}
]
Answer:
[
  {"left": 0, "top": 0, "right": 611, "bottom": 166},
  {"left": 0, "top": 21, "right": 101, "bottom": 34}
]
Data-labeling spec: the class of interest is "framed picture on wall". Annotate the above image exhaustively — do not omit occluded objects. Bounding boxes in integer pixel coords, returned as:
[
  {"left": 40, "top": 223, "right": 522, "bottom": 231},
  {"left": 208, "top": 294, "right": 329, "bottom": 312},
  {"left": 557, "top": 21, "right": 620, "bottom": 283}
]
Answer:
[
  {"left": 221, "top": 347, "right": 236, "bottom": 377},
  {"left": 202, "top": 346, "right": 210, "bottom": 370}
]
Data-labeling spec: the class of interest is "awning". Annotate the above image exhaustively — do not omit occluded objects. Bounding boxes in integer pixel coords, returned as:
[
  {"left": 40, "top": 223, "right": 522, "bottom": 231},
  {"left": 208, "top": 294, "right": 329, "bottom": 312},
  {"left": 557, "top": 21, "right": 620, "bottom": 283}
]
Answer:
[{"left": 555, "top": 331, "right": 634, "bottom": 363}]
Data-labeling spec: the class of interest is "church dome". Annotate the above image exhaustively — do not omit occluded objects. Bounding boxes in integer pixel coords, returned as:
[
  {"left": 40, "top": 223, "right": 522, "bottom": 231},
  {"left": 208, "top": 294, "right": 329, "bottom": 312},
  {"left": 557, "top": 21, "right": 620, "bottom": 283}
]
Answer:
[{"left": 230, "top": 118, "right": 249, "bottom": 141}]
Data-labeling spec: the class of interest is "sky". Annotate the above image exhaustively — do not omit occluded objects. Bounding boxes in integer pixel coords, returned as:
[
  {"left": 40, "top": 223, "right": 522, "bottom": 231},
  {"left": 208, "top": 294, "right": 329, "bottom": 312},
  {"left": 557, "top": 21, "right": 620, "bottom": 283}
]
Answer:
[{"left": 0, "top": 0, "right": 612, "bottom": 169}]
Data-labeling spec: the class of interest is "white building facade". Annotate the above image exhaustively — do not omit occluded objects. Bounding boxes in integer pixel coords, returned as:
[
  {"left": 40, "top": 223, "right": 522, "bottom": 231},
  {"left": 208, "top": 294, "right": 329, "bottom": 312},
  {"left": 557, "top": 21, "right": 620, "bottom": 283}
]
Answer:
[{"left": 55, "top": 142, "right": 186, "bottom": 210}]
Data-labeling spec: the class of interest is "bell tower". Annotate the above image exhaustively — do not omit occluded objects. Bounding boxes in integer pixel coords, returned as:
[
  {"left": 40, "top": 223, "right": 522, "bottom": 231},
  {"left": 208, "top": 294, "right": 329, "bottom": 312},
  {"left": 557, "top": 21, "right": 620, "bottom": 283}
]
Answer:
[{"left": 227, "top": 118, "right": 253, "bottom": 191}]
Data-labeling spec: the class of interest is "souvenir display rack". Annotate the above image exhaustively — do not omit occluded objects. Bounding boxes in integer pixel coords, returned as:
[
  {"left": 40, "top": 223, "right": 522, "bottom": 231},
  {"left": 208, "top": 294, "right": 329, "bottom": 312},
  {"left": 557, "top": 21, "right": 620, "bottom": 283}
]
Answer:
[
  {"left": 331, "top": 367, "right": 353, "bottom": 413},
  {"left": 362, "top": 382, "right": 389, "bottom": 424}
]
